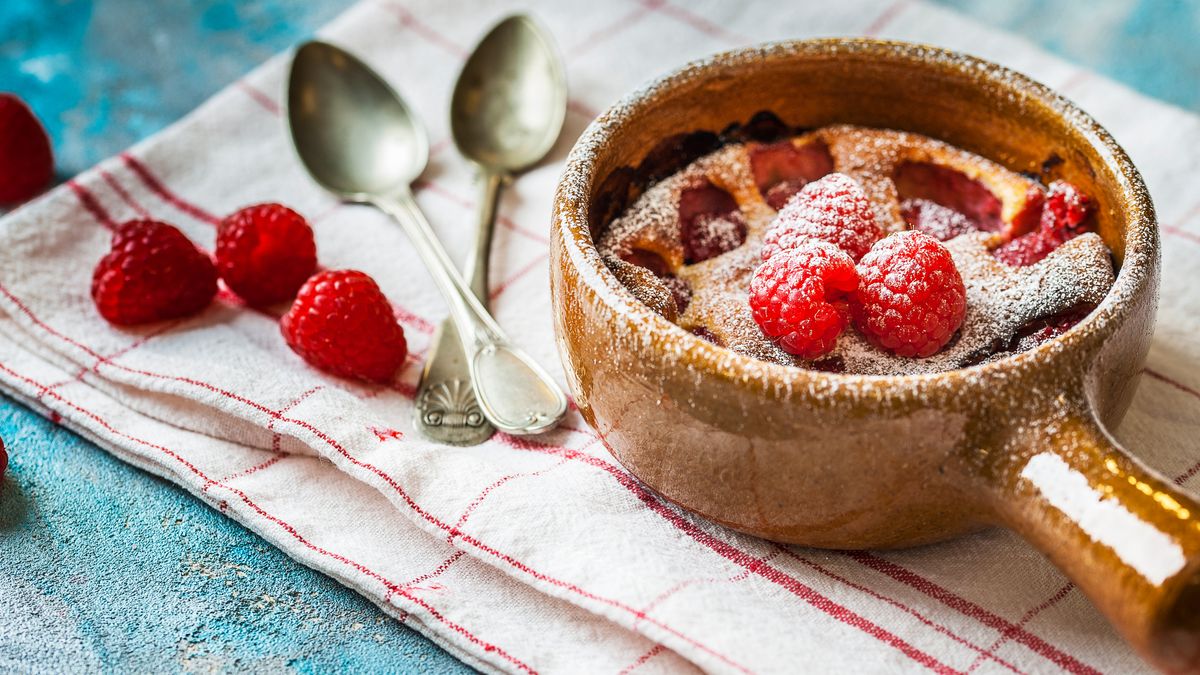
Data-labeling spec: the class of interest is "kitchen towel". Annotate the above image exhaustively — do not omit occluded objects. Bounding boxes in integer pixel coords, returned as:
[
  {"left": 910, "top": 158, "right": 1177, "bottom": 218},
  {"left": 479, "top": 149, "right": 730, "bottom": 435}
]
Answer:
[{"left": 2, "top": 0, "right": 1199, "bottom": 672}]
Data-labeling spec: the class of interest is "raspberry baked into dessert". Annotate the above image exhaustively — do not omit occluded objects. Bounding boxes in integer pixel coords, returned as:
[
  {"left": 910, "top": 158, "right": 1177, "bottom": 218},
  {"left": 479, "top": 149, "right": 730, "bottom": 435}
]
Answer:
[{"left": 597, "top": 123, "right": 1114, "bottom": 375}]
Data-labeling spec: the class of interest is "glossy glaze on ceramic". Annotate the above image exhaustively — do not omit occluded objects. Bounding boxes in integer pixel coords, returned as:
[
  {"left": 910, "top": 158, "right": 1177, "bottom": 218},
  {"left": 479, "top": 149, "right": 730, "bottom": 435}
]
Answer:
[{"left": 551, "top": 40, "right": 1200, "bottom": 672}]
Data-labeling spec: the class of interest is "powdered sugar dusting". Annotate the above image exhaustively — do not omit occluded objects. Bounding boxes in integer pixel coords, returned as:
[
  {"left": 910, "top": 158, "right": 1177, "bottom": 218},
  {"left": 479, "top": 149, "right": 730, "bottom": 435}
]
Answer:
[
  {"left": 836, "top": 231, "right": 1113, "bottom": 375},
  {"left": 597, "top": 145, "right": 768, "bottom": 265},
  {"left": 596, "top": 125, "right": 1116, "bottom": 375},
  {"left": 764, "top": 173, "right": 881, "bottom": 261},
  {"left": 817, "top": 124, "right": 1037, "bottom": 231},
  {"left": 902, "top": 198, "right": 978, "bottom": 241}
]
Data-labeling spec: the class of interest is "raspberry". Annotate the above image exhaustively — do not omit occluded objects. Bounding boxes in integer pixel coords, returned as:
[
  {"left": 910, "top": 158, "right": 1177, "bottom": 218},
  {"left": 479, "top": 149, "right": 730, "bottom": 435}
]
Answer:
[
  {"left": 761, "top": 173, "right": 882, "bottom": 262},
  {"left": 216, "top": 203, "right": 317, "bottom": 306},
  {"left": 91, "top": 220, "right": 218, "bottom": 325},
  {"left": 749, "top": 240, "right": 858, "bottom": 359},
  {"left": 280, "top": 270, "right": 407, "bottom": 382},
  {"left": 852, "top": 231, "right": 966, "bottom": 358},
  {"left": 0, "top": 94, "right": 54, "bottom": 204},
  {"left": 1040, "top": 180, "right": 1091, "bottom": 240},
  {"left": 678, "top": 182, "right": 746, "bottom": 263},
  {"left": 993, "top": 181, "right": 1093, "bottom": 267}
]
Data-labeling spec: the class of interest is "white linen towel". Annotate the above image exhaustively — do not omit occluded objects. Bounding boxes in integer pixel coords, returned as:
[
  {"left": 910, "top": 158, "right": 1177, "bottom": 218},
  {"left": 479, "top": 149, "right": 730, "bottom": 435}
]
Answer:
[{"left": 2, "top": 1, "right": 1199, "bottom": 672}]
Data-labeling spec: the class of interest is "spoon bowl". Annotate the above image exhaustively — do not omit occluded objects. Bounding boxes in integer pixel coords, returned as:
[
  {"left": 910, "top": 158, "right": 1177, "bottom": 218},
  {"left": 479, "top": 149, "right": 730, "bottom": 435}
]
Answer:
[
  {"left": 451, "top": 15, "right": 566, "bottom": 173},
  {"left": 415, "top": 15, "right": 568, "bottom": 444},
  {"left": 286, "top": 40, "right": 567, "bottom": 436},
  {"left": 288, "top": 41, "right": 428, "bottom": 198}
]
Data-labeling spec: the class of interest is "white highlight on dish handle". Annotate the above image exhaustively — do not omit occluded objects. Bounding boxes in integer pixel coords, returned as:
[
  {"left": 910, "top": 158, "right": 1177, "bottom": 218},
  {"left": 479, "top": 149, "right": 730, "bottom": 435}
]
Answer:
[{"left": 1021, "top": 453, "right": 1185, "bottom": 586}]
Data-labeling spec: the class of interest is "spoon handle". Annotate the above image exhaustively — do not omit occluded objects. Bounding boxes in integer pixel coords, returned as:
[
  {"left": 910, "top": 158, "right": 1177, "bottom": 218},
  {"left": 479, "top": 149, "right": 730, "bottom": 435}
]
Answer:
[
  {"left": 465, "top": 170, "right": 504, "bottom": 299},
  {"left": 374, "top": 191, "right": 567, "bottom": 436},
  {"left": 413, "top": 170, "right": 503, "bottom": 446}
]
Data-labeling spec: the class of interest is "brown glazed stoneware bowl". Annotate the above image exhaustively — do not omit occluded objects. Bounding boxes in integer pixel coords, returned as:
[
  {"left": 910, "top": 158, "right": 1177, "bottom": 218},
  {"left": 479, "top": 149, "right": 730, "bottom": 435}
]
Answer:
[{"left": 551, "top": 40, "right": 1200, "bottom": 672}]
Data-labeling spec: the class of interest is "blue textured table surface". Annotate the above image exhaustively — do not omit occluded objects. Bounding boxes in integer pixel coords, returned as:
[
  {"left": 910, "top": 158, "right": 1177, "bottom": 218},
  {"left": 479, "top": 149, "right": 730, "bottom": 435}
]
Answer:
[{"left": 0, "top": 0, "right": 1197, "bottom": 671}]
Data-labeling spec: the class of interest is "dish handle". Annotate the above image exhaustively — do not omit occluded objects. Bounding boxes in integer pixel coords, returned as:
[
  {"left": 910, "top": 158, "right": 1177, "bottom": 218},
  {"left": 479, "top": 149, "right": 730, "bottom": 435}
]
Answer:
[{"left": 986, "top": 401, "right": 1200, "bottom": 672}]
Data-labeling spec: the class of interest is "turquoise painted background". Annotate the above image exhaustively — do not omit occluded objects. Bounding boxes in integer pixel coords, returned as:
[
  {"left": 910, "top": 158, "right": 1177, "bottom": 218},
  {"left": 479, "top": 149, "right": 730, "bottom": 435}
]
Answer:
[{"left": 0, "top": 0, "right": 1196, "bottom": 671}]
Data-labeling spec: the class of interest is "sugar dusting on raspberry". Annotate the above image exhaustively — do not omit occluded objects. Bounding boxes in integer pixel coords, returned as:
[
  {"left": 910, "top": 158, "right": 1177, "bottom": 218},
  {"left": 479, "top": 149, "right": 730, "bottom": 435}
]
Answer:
[
  {"left": 835, "top": 232, "right": 1113, "bottom": 375},
  {"left": 750, "top": 240, "right": 857, "bottom": 359},
  {"left": 852, "top": 231, "right": 965, "bottom": 359},
  {"left": 762, "top": 173, "right": 881, "bottom": 261}
]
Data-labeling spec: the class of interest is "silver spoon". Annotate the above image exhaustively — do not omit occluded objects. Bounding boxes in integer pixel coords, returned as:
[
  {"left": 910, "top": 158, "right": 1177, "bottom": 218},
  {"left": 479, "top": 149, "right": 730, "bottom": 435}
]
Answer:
[
  {"left": 415, "top": 15, "right": 567, "bottom": 445},
  {"left": 287, "top": 41, "right": 567, "bottom": 436}
]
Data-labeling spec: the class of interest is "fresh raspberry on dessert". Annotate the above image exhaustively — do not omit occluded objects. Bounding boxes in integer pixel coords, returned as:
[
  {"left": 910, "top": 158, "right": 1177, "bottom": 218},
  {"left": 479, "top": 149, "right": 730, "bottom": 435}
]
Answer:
[
  {"left": 280, "top": 269, "right": 407, "bottom": 382},
  {"left": 852, "top": 231, "right": 966, "bottom": 358},
  {"left": 91, "top": 219, "right": 218, "bottom": 325},
  {"left": 761, "top": 173, "right": 882, "bottom": 262},
  {"left": 749, "top": 240, "right": 858, "bottom": 359},
  {"left": 678, "top": 182, "right": 747, "bottom": 264},
  {"left": 0, "top": 94, "right": 54, "bottom": 204},
  {"left": 216, "top": 203, "right": 318, "bottom": 306},
  {"left": 599, "top": 124, "right": 1111, "bottom": 373}
]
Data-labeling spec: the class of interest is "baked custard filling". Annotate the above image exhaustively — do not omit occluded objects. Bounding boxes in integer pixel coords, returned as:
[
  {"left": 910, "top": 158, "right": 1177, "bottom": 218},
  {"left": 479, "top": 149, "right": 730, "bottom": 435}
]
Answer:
[{"left": 596, "top": 124, "right": 1113, "bottom": 376}]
